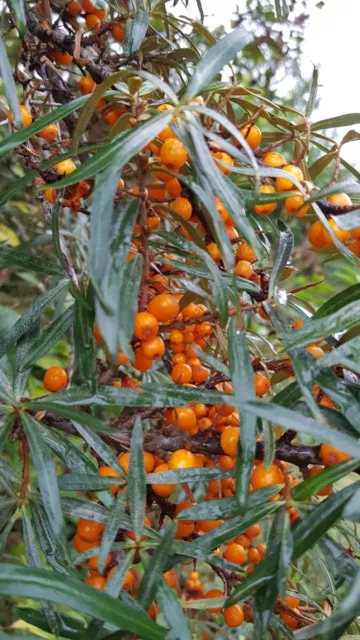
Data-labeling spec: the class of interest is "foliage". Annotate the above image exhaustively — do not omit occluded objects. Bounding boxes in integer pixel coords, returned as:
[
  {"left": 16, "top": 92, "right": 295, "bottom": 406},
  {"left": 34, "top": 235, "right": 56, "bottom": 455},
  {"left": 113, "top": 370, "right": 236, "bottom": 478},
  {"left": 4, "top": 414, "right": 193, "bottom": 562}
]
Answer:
[{"left": 0, "top": 0, "right": 360, "bottom": 638}]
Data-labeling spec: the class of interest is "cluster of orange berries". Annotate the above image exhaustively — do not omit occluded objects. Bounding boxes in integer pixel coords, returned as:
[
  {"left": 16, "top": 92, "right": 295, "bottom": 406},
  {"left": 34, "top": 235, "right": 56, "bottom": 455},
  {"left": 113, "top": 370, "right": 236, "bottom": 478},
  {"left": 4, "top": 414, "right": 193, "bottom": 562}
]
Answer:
[{"left": 307, "top": 193, "right": 360, "bottom": 256}]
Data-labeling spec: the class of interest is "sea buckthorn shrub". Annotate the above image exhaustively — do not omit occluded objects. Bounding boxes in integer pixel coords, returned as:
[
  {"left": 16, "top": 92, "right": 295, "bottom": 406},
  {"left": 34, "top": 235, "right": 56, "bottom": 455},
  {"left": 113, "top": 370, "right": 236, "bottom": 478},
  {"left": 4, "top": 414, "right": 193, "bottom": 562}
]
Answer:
[{"left": 0, "top": 1, "right": 360, "bottom": 638}]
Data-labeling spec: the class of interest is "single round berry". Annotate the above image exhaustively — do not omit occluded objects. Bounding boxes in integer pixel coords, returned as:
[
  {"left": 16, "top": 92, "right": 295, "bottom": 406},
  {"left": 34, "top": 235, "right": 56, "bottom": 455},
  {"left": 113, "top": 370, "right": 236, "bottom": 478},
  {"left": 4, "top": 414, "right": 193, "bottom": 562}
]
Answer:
[
  {"left": 308, "top": 466, "right": 333, "bottom": 496},
  {"left": 246, "top": 524, "right": 261, "bottom": 539},
  {"left": 140, "top": 335, "right": 165, "bottom": 360},
  {"left": 43, "top": 366, "right": 68, "bottom": 392},
  {"left": 211, "top": 151, "right": 233, "bottom": 175},
  {"left": 38, "top": 123, "right": 58, "bottom": 141},
  {"left": 254, "top": 184, "right": 276, "bottom": 215},
  {"left": 285, "top": 194, "right": 309, "bottom": 217},
  {"left": 254, "top": 373, "right": 270, "bottom": 397},
  {"left": 67, "top": 0, "right": 82, "bottom": 15},
  {"left": 308, "top": 220, "right": 325, "bottom": 248},
  {"left": 172, "top": 407, "right": 197, "bottom": 431},
  {"left": 167, "top": 177, "right": 182, "bottom": 197},
  {"left": 112, "top": 22, "right": 126, "bottom": 42},
  {"left": 8, "top": 104, "right": 32, "bottom": 128},
  {"left": 319, "top": 443, "right": 351, "bottom": 466},
  {"left": 73, "top": 533, "right": 99, "bottom": 552},
  {"left": 171, "top": 363, "right": 192, "bottom": 385},
  {"left": 85, "top": 575, "right": 106, "bottom": 590},
  {"left": 151, "top": 463, "right": 175, "bottom": 497},
  {"left": 251, "top": 462, "right": 284, "bottom": 490},
  {"left": 98, "top": 466, "right": 121, "bottom": 494},
  {"left": 276, "top": 164, "right": 303, "bottom": 192},
  {"left": 204, "top": 589, "right": 224, "bottom": 613},
  {"left": 134, "top": 312, "right": 159, "bottom": 341},
  {"left": 56, "top": 159, "right": 76, "bottom": 175},
  {"left": 171, "top": 197, "right": 192, "bottom": 221},
  {"left": 220, "top": 426, "right": 240, "bottom": 457},
  {"left": 223, "top": 542, "right": 246, "bottom": 564},
  {"left": 223, "top": 604, "right": 245, "bottom": 628},
  {"left": 236, "top": 241, "right": 256, "bottom": 263},
  {"left": 132, "top": 348, "right": 153, "bottom": 372},
  {"left": 85, "top": 13, "right": 101, "bottom": 30},
  {"left": 239, "top": 124, "right": 261, "bottom": 149},
  {"left": 78, "top": 76, "right": 96, "bottom": 95},
  {"left": 45, "top": 188, "right": 57, "bottom": 204},
  {"left": 235, "top": 260, "right": 253, "bottom": 279},
  {"left": 327, "top": 193, "right": 352, "bottom": 207},
  {"left": 77, "top": 518, "right": 105, "bottom": 542},
  {"left": 262, "top": 151, "right": 286, "bottom": 167},
  {"left": 148, "top": 293, "right": 180, "bottom": 322},
  {"left": 160, "top": 138, "right": 187, "bottom": 169},
  {"left": 53, "top": 50, "right": 73, "bottom": 65},
  {"left": 168, "top": 449, "right": 199, "bottom": 470}
]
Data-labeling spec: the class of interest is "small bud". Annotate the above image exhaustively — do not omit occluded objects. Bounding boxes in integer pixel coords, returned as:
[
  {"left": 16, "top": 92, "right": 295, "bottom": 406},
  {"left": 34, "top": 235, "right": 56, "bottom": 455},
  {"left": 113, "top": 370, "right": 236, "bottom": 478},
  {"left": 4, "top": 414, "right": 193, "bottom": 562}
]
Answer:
[{"left": 127, "top": 76, "right": 143, "bottom": 95}]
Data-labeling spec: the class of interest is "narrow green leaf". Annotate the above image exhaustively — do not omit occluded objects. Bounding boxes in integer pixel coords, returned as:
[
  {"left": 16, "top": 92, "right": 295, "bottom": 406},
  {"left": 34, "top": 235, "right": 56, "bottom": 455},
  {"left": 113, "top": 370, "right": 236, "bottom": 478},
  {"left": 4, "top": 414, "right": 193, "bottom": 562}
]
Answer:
[
  {"left": 98, "top": 489, "right": 127, "bottom": 575},
  {"left": 278, "top": 512, "right": 293, "bottom": 597},
  {"left": 0, "top": 365, "right": 16, "bottom": 405},
  {"left": 305, "top": 66, "right": 319, "bottom": 119},
  {"left": 45, "top": 111, "right": 174, "bottom": 191},
  {"left": 0, "top": 511, "right": 18, "bottom": 559},
  {"left": 57, "top": 473, "right": 123, "bottom": 491},
  {"left": 138, "top": 523, "right": 176, "bottom": 610},
  {"left": 244, "top": 400, "right": 360, "bottom": 460},
  {"left": 228, "top": 322, "right": 256, "bottom": 511},
  {"left": 281, "top": 300, "right": 360, "bottom": 348},
  {"left": 0, "top": 412, "right": 12, "bottom": 451},
  {"left": 319, "top": 535, "right": 358, "bottom": 582},
  {"left": 22, "top": 510, "right": 60, "bottom": 637},
  {"left": 72, "top": 421, "right": 125, "bottom": 476},
  {"left": 105, "top": 551, "right": 135, "bottom": 597},
  {"left": 0, "top": 95, "right": 95, "bottom": 160},
  {"left": 311, "top": 113, "right": 360, "bottom": 131},
  {"left": 15, "top": 607, "right": 86, "bottom": 640},
  {"left": 0, "top": 279, "right": 68, "bottom": 360},
  {"left": 25, "top": 401, "right": 118, "bottom": 435},
  {"left": 30, "top": 501, "right": 71, "bottom": 574},
  {"left": 183, "top": 27, "right": 250, "bottom": 100},
  {"left": 14, "top": 319, "right": 40, "bottom": 399},
  {"left": 123, "top": 10, "right": 149, "bottom": 56},
  {"left": 146, "top": 467, "right": 234, "bottom": 485},
  {"left": 19, "top": 306, "right": 74, "bottom": 372},
  {"left": 60, "top": 497, "right": 110, "bottom": 524},
  {"left": 0, "top": 37, "right": 22, "bottom": 127},
  {"left": 293, "top": 458, "right": 360, "bottom": 502},
  {"left": 313, "top": 283, "right": 360, "bottom": 319},
  {"left": 268, "top": 220, "right": 293, "bottom": 298},
  {"left": 156, "top": 578, "right": 191, "bottom": 640},
  {"left": 21, "top": 413, "right": 65, "bottom": 539},
  {"left": 73, "top": 293, "right": 96, "bottom": 388},
  {"left": 0, "top": 245, "right": 65, "bottom": 276},
  {"left": 118, "top": 253, "right": 143, "bottom": 359},
  {"left": 0, "top": 564, "right": 167, "bottom": 639},
  {"left": 180, "top": 485, "right": 281, "bottom": 520},
  {"left": 128, "top": 417, "right": 146, "bottom": 540},
  {"left": 317, "top": 336, "right": 360, "bottom": 375}
]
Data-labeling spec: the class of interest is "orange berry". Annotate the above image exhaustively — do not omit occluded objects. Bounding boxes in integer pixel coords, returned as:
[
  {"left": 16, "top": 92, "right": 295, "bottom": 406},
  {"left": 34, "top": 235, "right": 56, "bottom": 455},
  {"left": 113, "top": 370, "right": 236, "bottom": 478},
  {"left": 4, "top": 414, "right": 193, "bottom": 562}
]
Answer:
[
  {"left": 45, "top": 188, "right": 57, "bottom": 204},
  {"left": 112, "top": 22, "right": 126, "bottom": 42},
  {"left": 220, "top": 427, "right": 240, "bottom": 457},
  {"left": 198, "top": 518, "right": 223, "bottom": 532},
  {"left": 94, "top": 322, "right": 104, "bottom": 345},
  {"left": 226, "top": 226, "right": 239, "bottom": 241},
  {"left": 293, "top": 319, "right": 304, "bottom": 330},
  {"left": 175, "top": 501, "right": 195, "bottom": 538},
  {"left": 257, "top": 543, "right": 267, "bottom": 558},
  {"left": 169, "top": 329, "right": 184, "bottom": 345},
  {"left": 152, "top": 164, "right": 173, "bottom": 183},
  {"left": 191, "top": 364, "right": 209, "bottom": 383},
  {"left": 93, "top": 5, "right": 107, "bottom": 19},
  {"left": 254, "top": 184, "right": 276, "bottom": 215},
  {"left": 349, "top": 240, "right": 360, "bottom": 256},
  {"left": 207, "top": 242, "right": 221, "bottom": 261},
  {"left": 308, "top": 466, "right": 333, "bottom": 496},
  {"left": 38, "top": 123, "right": 58, "bottom": 141},
  {"left": 151, "top": 462, "right": 175, "bottom": 497},
  {"left": 103, "top": 109, "right": 120, "bottom": 126},
  {"left": 67, "top": 0, "right": 82, "bottom": 15},
  {"left": 351, "top": 227, "right": 360, "bottom": 240},
  {"left": 327, "top": 193, "right": 352, "bottom": 207},
  {"left": 160, "top": 138, "right": 187, "bottom": 169},
  {"left": 279, "top": 610, "right": 299, "bottom": 629},
  {"left": 140, "top": 335, "right": 165, "bottom": 360},
  {"left": 148, "top": 181, "right": 167, "bottom": 202},
  {"left": 254, "top": 373, "right": 270, "bottom": 397},
  {"left": 322, "top": 219, "right": 351, "bottom": 245},
  {"left": 248, "top": 547, "right": 262, "bottom": 564},
  {"left": 173, "top": 407, "right": 197, "bottom": 431},
  {"left": 235, "top": 534, "right": 251, "bottom": 549},
  {"left": 251, "top": 462, "right": 284, "bottom": 490},
  {"left": 223, "top": 543, "right": 246, "bottom": 564},
  {"left": 148, "top": 293, "right": 180, "bottom": 322},
  {"left": 319, "top": 443, "right": 351, "bottom": 467},
  {"left": 218, "top": 455, "right": 236, "bottom": 470},
  {"left": 43, "top": 366, "right": 68, "bottom": 392},
  {"left": 88, "top": 552, "right": 112, "bottom": 570},
  {"left": 276, "top": 165, "right": 303, "bottom": 192},
  {"left": 223, "top": 604, "right": 244, "bottom": 628},
  {"left": 78, "top": 76, "right": 96, "bottom": 95},
  {"left": 146, "top": 214, "right": 161, "bottom": 229},
  {"left": 283, "top": 592, "right": 300, "bottom": 609},
  {"left": 77, "top": 518, "right": 105, "bottom": 542},
  {"left": 245, "top": 524, "right": 261, "bottom": 539},
  {"left": 163, "top": 568, "right": 177, "bottom": 588},
  {"left": 73, "top": 533, "right": 100, "bottom": 553},
  {"left": 134, "top": 312, "right": 159, "bottom": 341},
  {"left": 85, "top": 13, "right": 100, "bottom": 30},
  {"left": 85, "top": 575, "right": 106, "bottom": 590},
  {"left": 262, "top": 151, "right": 286, "bottom": 167},
  {"left": 285, "top": 194, "right": 309, "bottom": 217},
  {"left": 107, "top": 567, "right": 134, "bottom": 592},
  {"left": 105, "top": 350, "right": 128, "bottom": 366},
  {"left": 239, "top": 124, "right": 261, "bottom": 150},
  {"left": 56, "top": 159, "right": 76, "bottom": 175},
  {"left": 168, "top": 449, "right": 199, "bottom": 470},
  {"left": 235, "top": 260, "right": 253, "bottom": 279},
  {"left": 204, "top": 589, "right": 224, "bottom": 613},
  {"left": 308, "top": 220, "right": 325, "bottom": 248},
  {"left": 167, "top": 177, "right": 182, "bottom": 198},
  {"left": 98, "top": 466, "right": 121, "bottom": 494},
  {"left": 172, "top": 353, "right": 187, "bottom": 365},
  {"left": 211, "top": 151, "right": 233, "bottom": 175},
  {"left": 198, "top": 417, "right": 212, "bottom": 430},
  {"left": 125, "top": 516, "right": 151, "bottom": 541},
  {"left": 171, "top": 363, "right": 192, "bottom": 385},
  {"left": 236, "top": 242, "right": 256, "bottom": 263},
  {"left": 53, "top": 50, "right": 73, "bottom": 65},
  {"left": 171, "top": 197, "right": 192, "bottom": 221},
  {"left": 306, "top": 345, "right": 324, "bottom": 359}
]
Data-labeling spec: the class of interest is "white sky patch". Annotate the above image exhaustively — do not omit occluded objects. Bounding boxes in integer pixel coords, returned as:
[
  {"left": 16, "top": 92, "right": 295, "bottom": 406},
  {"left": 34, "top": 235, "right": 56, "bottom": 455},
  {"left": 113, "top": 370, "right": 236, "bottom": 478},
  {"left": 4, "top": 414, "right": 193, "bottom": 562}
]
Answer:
[{"left": 170, "top": 0, "right": 360, "bottom": 167}]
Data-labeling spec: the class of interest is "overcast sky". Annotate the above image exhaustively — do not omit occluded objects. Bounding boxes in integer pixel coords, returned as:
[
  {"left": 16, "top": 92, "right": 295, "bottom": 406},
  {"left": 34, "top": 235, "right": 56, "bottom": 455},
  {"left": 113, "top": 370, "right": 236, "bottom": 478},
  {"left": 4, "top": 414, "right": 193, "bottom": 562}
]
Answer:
[{"left": 170, "top": 0, "right": 360, "bottom": 167}]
